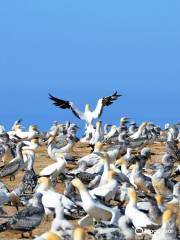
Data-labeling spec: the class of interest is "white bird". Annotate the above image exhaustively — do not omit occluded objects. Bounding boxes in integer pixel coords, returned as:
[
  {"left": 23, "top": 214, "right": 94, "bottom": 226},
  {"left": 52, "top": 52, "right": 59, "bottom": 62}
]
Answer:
[
  {"left": 152, "top": 208, "right": 179, "bottom": 240},
  {"left": 89, "top": 170, "right": 119, "bottom": 201},
  {"left": 39, "top": 154, "right": 66, "bottom": 177},
  {"left": 21, "top": 139, "right": 39, "bottom": 168},
  {"left": 50, "top": 202, "right": 73, "bottom": 239},
  {"left": 71, "top": 178, "right": 121, "bottom": 227},
  {"left": 130, "top": 122, "right": 148, "bottom": 140},
  {"left": 36, "top": 177, "right": 76, "bottom": 217},
  {"left": 78, "top": 142, "right": 103, "bottom": 167},
  {"left": 115, "top": 158, "right": 130, "bottom": 177},
  {"left": 98, "top": 153, "right": 111, "bottom": 186},
  {"left": 118, "top": 215, "right": 135, "bottom": 240},
  {"left": 49, "top": 92, "right": 121, "bottom": 126},
  {"left": 47, "top": 135, "right": 75, "bottom": 162},
  {"left": 104, "top": 125, "right": 118, "bottom": 141},
  {"left": 125, "top": 188, "right": 157, "bottom": 229},
  {"left": 35, "top": 177, "right": 62, "bottom": 215},
  {"left": 8, "top": 124, "right": 39, "bottom": 140},
  {"left": 89, "top": 121, "right": 104, "bottom": 145}
]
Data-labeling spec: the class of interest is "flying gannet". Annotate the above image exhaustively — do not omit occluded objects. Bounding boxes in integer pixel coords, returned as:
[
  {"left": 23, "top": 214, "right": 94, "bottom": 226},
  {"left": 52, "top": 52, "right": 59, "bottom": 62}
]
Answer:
[{"left": 49, "top": 92, "right": 121, "bottom": 126}]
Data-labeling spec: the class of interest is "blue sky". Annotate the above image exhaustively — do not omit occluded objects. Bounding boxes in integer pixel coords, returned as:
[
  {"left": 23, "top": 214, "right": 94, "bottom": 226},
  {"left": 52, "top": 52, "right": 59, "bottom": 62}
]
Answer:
[{"left": 0, "top": 1, "right": 179, "bottom": 131}]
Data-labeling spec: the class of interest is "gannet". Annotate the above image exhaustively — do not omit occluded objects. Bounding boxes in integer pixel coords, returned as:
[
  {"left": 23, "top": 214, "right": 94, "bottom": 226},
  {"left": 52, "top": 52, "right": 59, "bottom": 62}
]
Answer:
[
  {"left": 152, "top": 164, "right": 174, "bottom": 196},
  {"left": 36, "top": 177, "right": 62, "bottom": 215},
  {"left": 137, "top": 195, "right": 163, "bottom": 224},
  {"left": 98, "top": 153, "right": 111, "bottom": 186},
  {"left": 0, "top": 186, "right": 22, "bottom": 211},
  {"left": 34, "top": 198, "right": 72, "bottom": 238},
  {"left": 71, "top": 178, "right": 121, "bottom": 226},
  {"left": 50, "top": 202, "right": 73, "bottom": 239},
  {"left": 155, "top": 194, "right": 165, "bottom": 213},
  {"left": 89, "top": 121, "right": 104, "bottom": 145},
  {"left": 77, "top": 141, "right": 103, "bottom": 167},
  {"left": 152, "top": 208, "right": 179, "bottom": 240},
  {"left": 22, "top": 156, "right": 37, "bottom": 193},
  {"left": 119, "top": 117, "right": 129, "bottom": 132},
  {"left": 0, "top": 142, "right": 14, "bottom": 164},
  {"left": 49, "top": 92, "right": 121, "bottom": 126},
  {"left": 129, "top": 122, "right": 148, "bottom": 140},
  {"left": 118, "top": 215, "right": 135, "bottom": 240},
  {"left": 20, "top": 139, "right": 39, "bottom": 171},
  {"left": 47, "top": 135, "right": 75, "bottom": 162},
  {"left": 92, "top": 220, "right": 135, "bottom": 240},
  {"left": 103, "top": 125, "right": 118, "bottom": 142},
  {"left": 104, "top": 124, "right": 113, "bottom": 135},
  {"left": 8, "top": 124, "right": 39, "bottom": 140},
  {"left": 129, "top": 162, "right": 154, "bottom": 193},
  {"left": 125, "top": 188, "right": 157, "bottom": 229},
  {"left": 0, "top": 192, "right": 44, "bottom": 238},
  {"left": 36, "top": 177, "right": 76, "bottom": 217},
  {"left": 115, "top": 159, "right": 130, "bottom": 176},
  {"left": 39, "top": 153, "right": 66, "bottom": 177},
  {"left": 0, "top": 142, "right": 26, "bottom": 180},
  {"left": 128, "top": 121, "right": 138, "bottom": 135},
  {"left": 166, "top": 182, "right": 180, "bottom": 208},
  {"left": 89, "top": 170, "right": 119, "bottom": 202},
  {"left": 11, "top": 119, "right": 22, "bottom": 131}
]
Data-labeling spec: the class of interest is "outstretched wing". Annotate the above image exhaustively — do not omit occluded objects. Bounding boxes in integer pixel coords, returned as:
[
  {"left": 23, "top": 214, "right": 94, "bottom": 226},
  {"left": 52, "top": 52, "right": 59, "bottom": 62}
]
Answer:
[
  {"left": 49, "top": 94, "right": 85, "bottom": 120},
  {"left": 93, "top": 91, "right": 122, "bottom": 118},
  {"left": 11, "top": 119, "right": 22, "bottom": 130}
]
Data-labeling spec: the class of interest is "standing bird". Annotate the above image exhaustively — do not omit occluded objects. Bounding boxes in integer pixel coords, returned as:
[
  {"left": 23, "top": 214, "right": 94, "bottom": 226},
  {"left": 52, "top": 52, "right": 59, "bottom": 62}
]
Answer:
[
  {"left": 0, "top": 193, "right": 44, "bottom": 238},
  {"left": 49, "top": 92, "right": 121, "bottom": 126},
  {"left": 0, "top": 142, "right": 26, "bottom": 180}
]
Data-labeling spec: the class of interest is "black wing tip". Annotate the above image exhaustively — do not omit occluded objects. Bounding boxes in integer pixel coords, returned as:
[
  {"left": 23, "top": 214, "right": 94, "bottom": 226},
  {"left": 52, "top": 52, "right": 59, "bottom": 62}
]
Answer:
[
  {"left": 113, "top": 91, "right": 122, "bottom": 97},
  {"left": 48, "top": 93, "right": 55, "bottom": 99}
]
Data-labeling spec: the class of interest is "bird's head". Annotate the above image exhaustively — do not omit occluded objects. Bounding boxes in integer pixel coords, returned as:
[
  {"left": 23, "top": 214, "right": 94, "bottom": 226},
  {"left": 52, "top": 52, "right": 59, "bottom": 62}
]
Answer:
[
  {"left": 115, "top": 158, "right": 127, "bottom": 167},
  {"left": 15, "top": 124, "right": 21, "bottom": 130},
  {"left": 101, "top": 153, "right": 109, "bottom": 162},
  {"left": 9, "top": 192, "right": 20, "bottom": 210},
  {"left": 73, "top": 227, "right": 85, "bottom": 240},
  {"left": 41, "top": 232, "right": 61, "bottom": 240},
  {"left": 85, "top": 104, "right": 90, "bottom": 111},
  {"left": 162, "top": 208, "right": 174, "bottom": 225},
  {"left": 29, "top": 125, "right": 38, "bottom": 131},
  {"left": 128, "top": 164, "right": 136, "bottom": 171},
  {"left": 94, "top": 141, "right": 103, "bottom": 151},
  {"left": 128, "top": 187, "right": 137, "bottom": 204},
  {"left": 120, "top": 117, "right": 129, "bottom": 124},
  {"left": 96, "top": 121, "right": 102, "bottom": 128},
  {"left": 37, "top": 177, "right": 52, "bottom": 191},
  {"left": 48, "top": 136, "right": 56, "bottom": 145},
  {"left": 139, "top": 122, "right": 148, "bottom": 130},
  {"left": 31, "top": 138, "right": 39, "bottom": 144},
  {"left": 107, "top": 170, "right": 117, "bottom": 180},
  {"left": 71, "top": 178, "right": 86, "bottom": 192},
  {"left": 111, "top": 125, "right": 117, "bottom": 130},
  {"left": 155, "top": 194, "right": 164, "bottom": 206}
]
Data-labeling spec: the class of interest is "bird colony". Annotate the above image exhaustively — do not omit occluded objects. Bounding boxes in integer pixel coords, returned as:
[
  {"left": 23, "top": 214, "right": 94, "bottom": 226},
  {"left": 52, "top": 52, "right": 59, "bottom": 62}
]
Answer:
[{"left": 0, "top": 92, "right": 179, "bottom": 240}]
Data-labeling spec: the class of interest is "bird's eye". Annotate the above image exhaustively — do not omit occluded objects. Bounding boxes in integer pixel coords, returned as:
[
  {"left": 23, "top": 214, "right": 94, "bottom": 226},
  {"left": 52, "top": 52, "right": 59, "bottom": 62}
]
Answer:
[{"left": 135, "top": 228, "right": 143, "bottom": 235}]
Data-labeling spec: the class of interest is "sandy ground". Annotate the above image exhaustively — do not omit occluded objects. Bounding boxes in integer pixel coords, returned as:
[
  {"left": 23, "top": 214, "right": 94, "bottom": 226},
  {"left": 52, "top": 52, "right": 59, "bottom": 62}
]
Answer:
[{"left": 0, "top": 142, "right": 179, "bottom": 240}]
